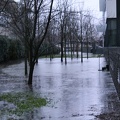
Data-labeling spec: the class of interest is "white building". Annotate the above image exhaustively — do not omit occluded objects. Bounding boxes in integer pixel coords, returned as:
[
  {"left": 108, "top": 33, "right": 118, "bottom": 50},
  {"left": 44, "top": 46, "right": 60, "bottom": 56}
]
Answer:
[{"left": 99, "top": 0, "right": 118, "bottom": 47}]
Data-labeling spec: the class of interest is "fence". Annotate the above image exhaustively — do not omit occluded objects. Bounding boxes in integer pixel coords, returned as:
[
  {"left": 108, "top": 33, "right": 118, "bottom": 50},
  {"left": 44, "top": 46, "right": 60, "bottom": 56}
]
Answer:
[{"left": 104, "top": 47, "right": 120, "bottom": 98}]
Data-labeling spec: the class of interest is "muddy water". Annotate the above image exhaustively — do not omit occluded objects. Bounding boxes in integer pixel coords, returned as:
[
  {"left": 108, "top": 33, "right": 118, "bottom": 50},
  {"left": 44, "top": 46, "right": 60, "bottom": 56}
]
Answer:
[{"left": 0, "top": 58, "right": 120, "bottom": 120}]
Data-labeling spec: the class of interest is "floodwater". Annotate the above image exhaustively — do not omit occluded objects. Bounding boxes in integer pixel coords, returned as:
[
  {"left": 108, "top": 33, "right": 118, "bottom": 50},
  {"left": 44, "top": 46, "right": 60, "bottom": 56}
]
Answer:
[{"left": 0, "top": 57, "right": 120, "bottom": 120}]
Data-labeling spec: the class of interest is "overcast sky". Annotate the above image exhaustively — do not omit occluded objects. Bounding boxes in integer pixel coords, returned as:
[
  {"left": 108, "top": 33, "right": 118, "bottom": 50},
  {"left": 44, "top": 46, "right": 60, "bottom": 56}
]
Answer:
[
  {"left": 14, "top": 0, "right": 102, "bottom": 22},
  {"left": 72, "top": 0, "right": 102, "bottom": 19},
  {"left": 14, "top": 0, "right": 100, "bottom": 11}
]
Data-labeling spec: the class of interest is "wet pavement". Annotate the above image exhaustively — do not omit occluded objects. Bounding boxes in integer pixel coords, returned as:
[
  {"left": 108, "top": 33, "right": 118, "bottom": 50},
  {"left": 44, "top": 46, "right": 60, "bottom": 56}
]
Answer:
[{"left": 0, "top": 57, "right": 120, "bottom": 120}]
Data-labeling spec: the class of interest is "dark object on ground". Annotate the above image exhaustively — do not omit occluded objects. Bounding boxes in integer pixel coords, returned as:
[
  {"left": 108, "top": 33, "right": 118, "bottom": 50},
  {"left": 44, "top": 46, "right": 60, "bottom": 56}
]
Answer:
[{"left": 102, "top": 65, "right": 109, "bottom": 71}]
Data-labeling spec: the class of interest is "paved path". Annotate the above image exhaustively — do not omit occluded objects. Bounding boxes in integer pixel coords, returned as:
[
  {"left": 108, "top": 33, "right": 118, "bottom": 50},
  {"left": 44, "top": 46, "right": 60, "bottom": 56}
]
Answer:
[{"left": 0, "top": 57, "right": 120, "bottom": 120}]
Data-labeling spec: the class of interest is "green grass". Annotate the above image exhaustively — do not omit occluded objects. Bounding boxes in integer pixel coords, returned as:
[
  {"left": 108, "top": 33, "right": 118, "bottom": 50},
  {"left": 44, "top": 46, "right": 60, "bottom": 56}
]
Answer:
[
  {"left": 0, "top": 92, "right": 46, "bottom": 115},
  {"left": 40, "top": 54, "right": 104, "bottom": 58}
]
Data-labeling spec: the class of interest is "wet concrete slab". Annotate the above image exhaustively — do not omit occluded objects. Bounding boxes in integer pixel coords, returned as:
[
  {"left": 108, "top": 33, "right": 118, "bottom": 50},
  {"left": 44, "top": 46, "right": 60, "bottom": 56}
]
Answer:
[{"left": 0, "top": 57, "right": 120, "bottom": 120}]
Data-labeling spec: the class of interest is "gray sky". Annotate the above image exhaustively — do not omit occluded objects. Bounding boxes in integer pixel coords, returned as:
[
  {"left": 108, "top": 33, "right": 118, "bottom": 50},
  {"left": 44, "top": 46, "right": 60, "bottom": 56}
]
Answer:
[
  {"left": 14, "top": 0, "right": 100, "bottom": 12},
  {"left": 72, "top": 0, "right": 102, "bottom": 19},
  {"left": 14, "top": 0, "right": 102, "bottom": 22}
]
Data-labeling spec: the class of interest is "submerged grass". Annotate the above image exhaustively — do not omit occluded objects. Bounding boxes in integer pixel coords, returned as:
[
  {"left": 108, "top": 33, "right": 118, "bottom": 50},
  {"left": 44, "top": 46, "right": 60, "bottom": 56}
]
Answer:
[
  {"left": 40, "top": 54, "right": 104, "bottom": 58},
  {"left": 0, "top": 92, "right": 46, "bottom": 115}
]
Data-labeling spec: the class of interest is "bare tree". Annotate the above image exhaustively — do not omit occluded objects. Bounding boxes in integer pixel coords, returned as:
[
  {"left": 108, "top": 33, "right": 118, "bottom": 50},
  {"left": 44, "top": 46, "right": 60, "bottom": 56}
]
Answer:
[
  {"left": 73, "top": 10, "right": 84, "bottom": 62},
  {"left": 3, "top": 0, "right": 54, "bottom": 85},
  {"left": 0, "top": 0, "right": 10, "bottom": 13},
  {"left": 66, "top": 9, "right": 79, "bottom": 59},
  {"left": 57, "top": 0, "right": 72, "bottom": 64},
  {"left": 83, "top": 12, "right": 94, "bottom": 59}
]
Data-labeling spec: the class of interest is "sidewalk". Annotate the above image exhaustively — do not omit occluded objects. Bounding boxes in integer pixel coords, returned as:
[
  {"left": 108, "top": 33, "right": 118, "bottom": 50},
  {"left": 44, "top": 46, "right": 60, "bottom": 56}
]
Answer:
[{"left": 1, "top": 57, "right": 120, "bottom": 120}]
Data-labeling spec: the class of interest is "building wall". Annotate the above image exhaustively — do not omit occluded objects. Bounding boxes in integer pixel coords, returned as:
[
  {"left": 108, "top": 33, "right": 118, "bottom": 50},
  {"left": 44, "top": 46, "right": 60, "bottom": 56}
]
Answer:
[
  {"left": 116, "top": 0, "right": 120, "bottom": 46},
  {"left": 104, "top": 18, "right": 117, "bottom": 47},
  {"left": 104, "top": 47, "right": 120, "bottom": 97},
  {"left": 104, "top": 0, "right": 120, "bottom": 47}
]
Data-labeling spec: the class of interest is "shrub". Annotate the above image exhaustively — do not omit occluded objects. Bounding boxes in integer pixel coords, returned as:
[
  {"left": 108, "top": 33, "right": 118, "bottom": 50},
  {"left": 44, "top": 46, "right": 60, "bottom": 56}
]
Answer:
[
  {"left": 0, "top": 36, "right": 24, "bottom": 62},
  {"left": 39, "top": 43, "right": 60, "bottom": 56}
]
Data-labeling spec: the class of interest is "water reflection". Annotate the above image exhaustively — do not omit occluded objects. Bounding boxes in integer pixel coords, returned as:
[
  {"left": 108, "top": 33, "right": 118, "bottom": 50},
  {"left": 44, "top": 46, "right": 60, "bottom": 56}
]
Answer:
[{"left": 0, "top": 58, "right": 119, "bottom": 120}]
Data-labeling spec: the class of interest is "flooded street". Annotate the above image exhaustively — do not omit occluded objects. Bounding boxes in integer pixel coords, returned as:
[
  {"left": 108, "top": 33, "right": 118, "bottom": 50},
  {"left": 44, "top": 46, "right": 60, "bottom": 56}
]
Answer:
[{"left": 0, "top": 57, "right": 120, "bottom": 120}]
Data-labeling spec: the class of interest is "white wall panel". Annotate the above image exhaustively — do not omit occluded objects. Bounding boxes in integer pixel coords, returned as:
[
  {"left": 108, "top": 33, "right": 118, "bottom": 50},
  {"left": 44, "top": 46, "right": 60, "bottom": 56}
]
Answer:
[
  {"left": 99, "top": 0, "right": 106, "bottom": 12},
  {"left": 106, "top": 0, "right": 116, "bottom": 18}
]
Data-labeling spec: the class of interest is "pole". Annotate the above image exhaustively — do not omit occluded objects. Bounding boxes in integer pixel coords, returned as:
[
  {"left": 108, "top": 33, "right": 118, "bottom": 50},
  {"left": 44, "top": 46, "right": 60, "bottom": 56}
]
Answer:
[{"left": 98, "top": 54, "right": 102, "bottom": 71}]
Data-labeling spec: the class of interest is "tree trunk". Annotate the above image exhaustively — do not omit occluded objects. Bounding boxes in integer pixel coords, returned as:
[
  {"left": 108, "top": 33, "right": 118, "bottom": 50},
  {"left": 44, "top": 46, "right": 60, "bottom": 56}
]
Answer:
[
  {"left": 24, "top": 43, "right": 28, "bottom": 75},
  {"left": 25, "top": 55, "right": 28, "bottom": 75},
  {"left": 61, "top": 40, "right": 63, "bottom": 62},
  {"left": 86, "top": 36, "right": 89, "bottom": 59},
  {"left": 61, "top": 25, "right": 64, "bottom": 62},
  {"left": 64, "top": 22, "right": 67, "bottom": 64},
  {"left": 50, "top": 54, "right": 52, "bottom": 61},
  {"left": 28, "top": 40, "right": 34, "bottom": 85},
  {"left": 70, "top": 38, "right": 73, "bottom": 60},
  {"left": 76, "top": 41, "right": 79, "bottom": 59},
  {"left": 64, "top": 33, "right": 67, "bottom": 64},
  {"left": 81, "top": 41, "right": 83, "bottom": 63},
  {"left": 73, "top": 42, "right": 75, "bottom": 55},
  {"left": 28, "top": 63, "right": 34, "bottom": 85}
]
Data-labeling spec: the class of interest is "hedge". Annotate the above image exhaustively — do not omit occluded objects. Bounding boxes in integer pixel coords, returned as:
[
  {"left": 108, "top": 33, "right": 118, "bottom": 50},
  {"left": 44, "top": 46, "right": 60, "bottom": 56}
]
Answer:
[
  {"left": 0, "top": 36, "right": 60, "bottom": 63},
  {"left": 0, "top": 36, "right": 24, "bottom": 62}
]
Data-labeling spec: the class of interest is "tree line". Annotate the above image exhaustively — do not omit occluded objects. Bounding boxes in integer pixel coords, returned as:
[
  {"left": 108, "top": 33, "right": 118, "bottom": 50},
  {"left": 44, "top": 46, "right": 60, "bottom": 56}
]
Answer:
[{"left": 0, "top": 0, "right": 101, "bottom": 85}]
